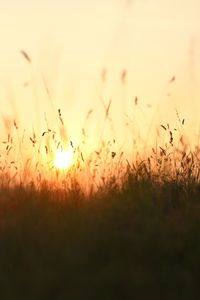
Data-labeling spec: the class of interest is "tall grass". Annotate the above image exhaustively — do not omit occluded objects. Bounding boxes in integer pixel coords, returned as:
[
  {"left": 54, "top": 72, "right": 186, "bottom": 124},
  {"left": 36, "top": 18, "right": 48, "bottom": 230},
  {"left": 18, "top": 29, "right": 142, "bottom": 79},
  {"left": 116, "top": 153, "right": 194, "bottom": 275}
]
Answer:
[{"left": 0, "top": 51, "right": 200, "bottom": 299}]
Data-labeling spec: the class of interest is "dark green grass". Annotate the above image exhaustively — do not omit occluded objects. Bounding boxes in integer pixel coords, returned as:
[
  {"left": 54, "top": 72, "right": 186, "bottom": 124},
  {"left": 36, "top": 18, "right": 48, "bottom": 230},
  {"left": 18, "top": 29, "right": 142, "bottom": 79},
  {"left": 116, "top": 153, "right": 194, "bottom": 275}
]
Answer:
[{"left": 1, "top": 177, "right": 200, "bottom": 300}]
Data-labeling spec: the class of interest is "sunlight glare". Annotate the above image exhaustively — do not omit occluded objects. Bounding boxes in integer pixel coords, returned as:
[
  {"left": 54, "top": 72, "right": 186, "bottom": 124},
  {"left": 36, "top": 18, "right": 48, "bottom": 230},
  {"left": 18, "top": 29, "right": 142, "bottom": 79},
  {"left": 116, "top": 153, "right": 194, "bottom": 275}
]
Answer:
[{"left": 54, "top": 147, "right": 74, "bottom": 170}]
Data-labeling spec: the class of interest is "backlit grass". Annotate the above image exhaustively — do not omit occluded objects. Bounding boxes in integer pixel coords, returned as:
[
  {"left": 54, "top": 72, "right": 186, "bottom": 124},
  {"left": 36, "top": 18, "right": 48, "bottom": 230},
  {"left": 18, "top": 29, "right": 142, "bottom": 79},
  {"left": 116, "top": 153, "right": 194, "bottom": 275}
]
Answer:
[{"left": 1, "top": 52, "right": 200, "bottom": 299}]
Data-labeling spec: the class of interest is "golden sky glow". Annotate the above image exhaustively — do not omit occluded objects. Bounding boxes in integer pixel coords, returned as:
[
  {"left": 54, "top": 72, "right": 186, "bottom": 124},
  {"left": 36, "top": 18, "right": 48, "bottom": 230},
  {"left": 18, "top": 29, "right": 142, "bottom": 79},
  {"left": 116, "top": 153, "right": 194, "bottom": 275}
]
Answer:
[{"left": 0, "top": 0, "right": 200, "bottom": 157}]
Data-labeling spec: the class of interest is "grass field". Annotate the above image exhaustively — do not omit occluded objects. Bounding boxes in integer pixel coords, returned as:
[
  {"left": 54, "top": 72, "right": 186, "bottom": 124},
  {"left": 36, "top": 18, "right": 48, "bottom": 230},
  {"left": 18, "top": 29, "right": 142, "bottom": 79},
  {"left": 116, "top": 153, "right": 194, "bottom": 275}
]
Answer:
[
  {"left": 1, "top": 51, "right": 200, "bottom": 299},
  {"left": 1, "top": 158, "right": 200, "bottom": 299}
]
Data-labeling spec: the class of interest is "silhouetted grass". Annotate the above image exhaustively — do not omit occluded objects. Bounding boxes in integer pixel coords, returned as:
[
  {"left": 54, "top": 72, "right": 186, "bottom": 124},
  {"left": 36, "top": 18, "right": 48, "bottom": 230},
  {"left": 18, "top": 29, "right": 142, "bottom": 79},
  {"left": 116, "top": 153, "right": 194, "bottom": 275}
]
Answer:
[
  {"left": 1, "top": 172, "right": 200, "bottom": 300},
  {"left": 1, "top": 51, "right": 200, "bottom": 299}
]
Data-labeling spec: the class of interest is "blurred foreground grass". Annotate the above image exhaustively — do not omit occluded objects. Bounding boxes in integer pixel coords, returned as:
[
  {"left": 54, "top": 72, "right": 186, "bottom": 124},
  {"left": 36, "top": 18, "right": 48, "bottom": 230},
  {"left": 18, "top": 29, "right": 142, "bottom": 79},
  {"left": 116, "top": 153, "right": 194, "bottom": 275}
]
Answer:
[{"left": 1, "top": 174, "right": 200, "bottom": 300}]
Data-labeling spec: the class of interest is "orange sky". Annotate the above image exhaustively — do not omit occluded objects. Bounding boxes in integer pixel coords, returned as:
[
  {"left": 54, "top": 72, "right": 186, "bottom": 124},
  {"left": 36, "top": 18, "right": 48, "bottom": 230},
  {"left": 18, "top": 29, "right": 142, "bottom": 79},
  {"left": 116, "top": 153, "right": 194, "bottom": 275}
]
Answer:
[{"left": 0, "top": 0, "right": 200, "bottom": 153}]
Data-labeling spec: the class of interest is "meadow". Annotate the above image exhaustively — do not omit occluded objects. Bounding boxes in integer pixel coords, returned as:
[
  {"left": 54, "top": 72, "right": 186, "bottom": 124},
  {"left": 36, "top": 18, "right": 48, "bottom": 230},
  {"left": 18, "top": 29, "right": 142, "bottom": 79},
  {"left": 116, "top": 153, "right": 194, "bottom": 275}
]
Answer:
[
  {"left": 1, "top": 52, "right": 200, "bottom": 299},
  {"left": 1, "top": 159, "right": 200, "bottom": 299}
]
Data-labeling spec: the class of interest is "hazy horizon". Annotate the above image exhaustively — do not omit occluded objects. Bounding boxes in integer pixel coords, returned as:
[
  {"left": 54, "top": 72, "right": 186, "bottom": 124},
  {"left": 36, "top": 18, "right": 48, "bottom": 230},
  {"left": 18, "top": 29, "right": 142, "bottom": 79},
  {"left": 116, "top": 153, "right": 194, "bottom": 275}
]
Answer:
[{"left": 0, "top": 0, "right": 200, "bottom": 152}]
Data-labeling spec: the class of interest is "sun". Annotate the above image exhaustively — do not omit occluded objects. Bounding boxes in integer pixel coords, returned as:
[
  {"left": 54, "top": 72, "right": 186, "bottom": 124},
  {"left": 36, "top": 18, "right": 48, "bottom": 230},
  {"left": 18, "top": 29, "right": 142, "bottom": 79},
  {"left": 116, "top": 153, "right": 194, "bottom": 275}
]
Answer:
[{"left": 54, "top": 147, "right": 74, "bottom": 170}]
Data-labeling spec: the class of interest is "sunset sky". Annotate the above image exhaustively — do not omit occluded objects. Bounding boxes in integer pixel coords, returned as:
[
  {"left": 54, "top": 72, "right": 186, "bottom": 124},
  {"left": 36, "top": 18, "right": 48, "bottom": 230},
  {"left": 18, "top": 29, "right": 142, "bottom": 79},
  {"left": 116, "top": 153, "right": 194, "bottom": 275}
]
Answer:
[{"left": 0, "top": 0, "right": 200, "bottom": 151}]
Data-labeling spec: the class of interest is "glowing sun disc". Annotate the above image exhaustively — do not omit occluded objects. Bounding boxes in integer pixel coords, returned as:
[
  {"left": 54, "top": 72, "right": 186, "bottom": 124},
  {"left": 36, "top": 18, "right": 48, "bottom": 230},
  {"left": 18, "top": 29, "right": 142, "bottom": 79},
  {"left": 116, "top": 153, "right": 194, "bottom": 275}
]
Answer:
[{"left": 54, "top": 148, "right": 74, "bottom": 170}]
